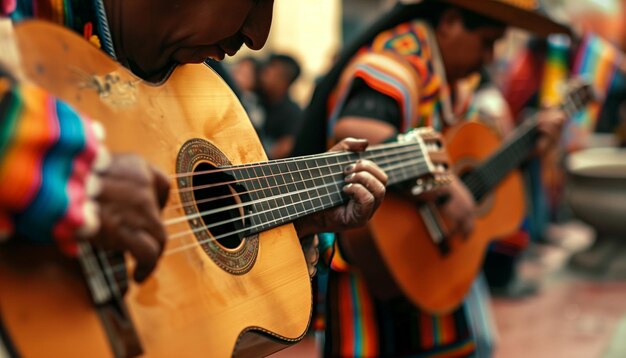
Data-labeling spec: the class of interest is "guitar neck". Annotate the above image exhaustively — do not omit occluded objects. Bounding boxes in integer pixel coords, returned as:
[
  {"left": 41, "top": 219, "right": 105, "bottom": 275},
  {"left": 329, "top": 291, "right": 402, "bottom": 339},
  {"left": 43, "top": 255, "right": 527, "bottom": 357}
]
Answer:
[
  {"left": 462, "top": 81, "right": 592, "bottom": 202},
  {"left": 227, "top": 141, "right": 428, "bottom": 235},
  {"left": 462, "top": 117, "right": 540, "bottom": 202}
]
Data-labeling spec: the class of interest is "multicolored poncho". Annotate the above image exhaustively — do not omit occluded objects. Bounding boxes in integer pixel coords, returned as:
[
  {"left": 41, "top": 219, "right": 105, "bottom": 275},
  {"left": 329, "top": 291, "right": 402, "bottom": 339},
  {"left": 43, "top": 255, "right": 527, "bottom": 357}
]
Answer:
[{"left": 1, "top": 0, "right": 109, "bottom": 254}]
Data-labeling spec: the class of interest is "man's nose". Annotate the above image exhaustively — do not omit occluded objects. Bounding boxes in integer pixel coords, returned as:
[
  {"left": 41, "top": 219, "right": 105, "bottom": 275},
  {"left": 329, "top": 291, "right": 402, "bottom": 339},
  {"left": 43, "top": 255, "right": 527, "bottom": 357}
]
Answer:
[{"left": 241, "top": 1, "right": 274, "bottom": 50}]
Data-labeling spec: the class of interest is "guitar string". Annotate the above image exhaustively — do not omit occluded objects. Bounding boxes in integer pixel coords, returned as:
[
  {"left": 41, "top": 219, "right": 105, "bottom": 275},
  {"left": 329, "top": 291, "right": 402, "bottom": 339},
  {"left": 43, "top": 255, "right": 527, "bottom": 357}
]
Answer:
[
  {"left": 164, "top": 159, "right": 430, "bottom": 241},
  {"left": 164, "top": 154, "right": 429, "bottom": 228},
  {"left": 164, "top": 151, "right": 427, "bottom": 220},
  {"left": 168, "top": 144, "right": 422, "bottom": 195},
  {"left": 461, "top": 87, "right": 589, "bottom": 196},
  {"left": 101, "top": 162, "right": 431, "bottom": 274},
  {"left": 164, "top": 141, "right": 421, "bottom": 179},
  {"left": 161, "top": 159, "right": 426, "bottom": 241},
  {"left": 164, "top": 148, "right": 427, "bottom": 214}
]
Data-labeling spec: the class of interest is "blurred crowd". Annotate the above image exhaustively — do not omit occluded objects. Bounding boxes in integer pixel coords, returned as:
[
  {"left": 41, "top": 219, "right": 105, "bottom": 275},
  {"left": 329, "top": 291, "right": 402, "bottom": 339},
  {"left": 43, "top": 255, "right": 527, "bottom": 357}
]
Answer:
[{"left": 229, "top": 54, "right": 304, "bottom": 160}]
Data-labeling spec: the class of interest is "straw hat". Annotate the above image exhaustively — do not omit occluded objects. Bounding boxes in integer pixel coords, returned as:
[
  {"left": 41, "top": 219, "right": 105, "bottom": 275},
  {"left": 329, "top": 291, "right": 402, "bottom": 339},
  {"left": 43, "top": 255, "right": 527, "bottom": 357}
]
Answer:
[{"left": 403, "top": 0, "right": 571, "bottom": 36}]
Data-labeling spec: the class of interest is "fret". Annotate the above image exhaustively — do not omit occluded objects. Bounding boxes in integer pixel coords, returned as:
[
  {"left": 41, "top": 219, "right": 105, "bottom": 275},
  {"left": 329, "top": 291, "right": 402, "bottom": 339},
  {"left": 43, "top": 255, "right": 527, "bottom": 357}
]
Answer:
[
  {"left": 286, "top": 161, "right": 307, "bottom": 215},
  {"left": 396, "top": 149, "right": 410, "bottom": 183},
  {"left": 234, "top": 166, "right": 263, "bottom": 229},
  {"left": 317, "top": 157, "right": 345, "bottom": 209},
  {"left": 263, "top": 164, "right": 290, "bottom": 221},
  {"left": 267, "top": 165, "right": 291, "bottom": 222},
  {"left": 303, "top": 160, "right": 323, "bottom": 210},
  {"left": 226, "top": 141, "right": 436, "bottom": 235},
  {"left": 323, "top": 155, "right": 345, "bottom": 205},
  {"left": 295, "top": 160, "right": 315, "bottom": 214},
  {"left": 252, "top": 165, "right": 276, "bottom": 224}
]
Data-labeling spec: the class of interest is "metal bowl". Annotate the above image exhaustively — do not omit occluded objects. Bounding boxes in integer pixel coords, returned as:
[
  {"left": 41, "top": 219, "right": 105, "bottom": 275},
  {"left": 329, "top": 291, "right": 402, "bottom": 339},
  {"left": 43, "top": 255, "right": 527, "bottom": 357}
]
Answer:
[{"left": 566, "top": 148, "right": 626, "bottom": 236}]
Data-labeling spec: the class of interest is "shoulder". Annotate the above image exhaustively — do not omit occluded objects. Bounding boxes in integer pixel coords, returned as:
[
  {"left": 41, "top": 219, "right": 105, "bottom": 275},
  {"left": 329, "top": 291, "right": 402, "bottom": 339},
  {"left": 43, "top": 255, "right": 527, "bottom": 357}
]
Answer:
[{"left": 370, "top": 20, "right": 431, "bottom": 59}]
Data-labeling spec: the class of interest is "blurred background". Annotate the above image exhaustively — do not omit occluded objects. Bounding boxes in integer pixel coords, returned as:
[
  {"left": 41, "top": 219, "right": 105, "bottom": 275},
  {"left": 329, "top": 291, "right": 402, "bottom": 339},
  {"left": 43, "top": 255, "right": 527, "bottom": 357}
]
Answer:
[{"left": 223, "top": 0, "right": 626, "bottom": 357}]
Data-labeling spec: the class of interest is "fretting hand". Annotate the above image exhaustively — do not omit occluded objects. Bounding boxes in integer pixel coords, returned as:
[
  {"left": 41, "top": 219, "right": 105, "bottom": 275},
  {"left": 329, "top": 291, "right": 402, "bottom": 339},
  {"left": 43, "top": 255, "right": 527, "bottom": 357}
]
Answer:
[
  {"left": 535, "top": 107, "right": 566, "bottom": 156},
  {"left": 294, "top": 138, "right": 388, "bottom": 238}
]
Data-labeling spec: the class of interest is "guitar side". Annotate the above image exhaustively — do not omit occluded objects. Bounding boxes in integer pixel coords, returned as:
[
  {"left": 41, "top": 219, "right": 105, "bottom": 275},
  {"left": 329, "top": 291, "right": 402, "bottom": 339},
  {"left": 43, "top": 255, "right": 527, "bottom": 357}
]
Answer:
[
  {"left": 0, "top": 20, "right": 311, "bottom": 357},
  {"left": 369, "top": 121, "right": 526, "bottom": 313}
]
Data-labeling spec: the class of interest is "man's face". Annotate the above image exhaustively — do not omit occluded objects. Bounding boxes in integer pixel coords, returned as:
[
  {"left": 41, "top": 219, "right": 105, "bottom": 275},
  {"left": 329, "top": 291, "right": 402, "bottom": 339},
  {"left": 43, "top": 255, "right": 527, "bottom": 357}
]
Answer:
[
  {"left": 125, "top": 0, "right": 274, "bottom": 78},
  {"left": 435, "top": 9, "right": 506, "bottom": 82}
]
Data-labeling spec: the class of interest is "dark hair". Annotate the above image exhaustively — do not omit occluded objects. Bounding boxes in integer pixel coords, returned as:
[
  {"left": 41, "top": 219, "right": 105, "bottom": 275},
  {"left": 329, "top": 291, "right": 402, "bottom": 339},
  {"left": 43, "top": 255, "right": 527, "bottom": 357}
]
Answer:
[
  {"left": 420, "top": 2, "right": 505, "bottom": 30},
  {"left": 268, "top": 54, "right": 301, "bottom": 85}
]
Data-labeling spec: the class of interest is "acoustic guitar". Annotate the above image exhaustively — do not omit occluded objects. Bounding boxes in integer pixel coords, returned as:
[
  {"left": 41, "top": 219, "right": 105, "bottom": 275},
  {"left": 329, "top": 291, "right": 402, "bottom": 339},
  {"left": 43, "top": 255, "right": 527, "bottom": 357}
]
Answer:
[
  {"left": 0, "top": 21, "right": 450, "bottom": 357},
  {"left": 368, "top": 80, "right": 593, "bottom": 313}
]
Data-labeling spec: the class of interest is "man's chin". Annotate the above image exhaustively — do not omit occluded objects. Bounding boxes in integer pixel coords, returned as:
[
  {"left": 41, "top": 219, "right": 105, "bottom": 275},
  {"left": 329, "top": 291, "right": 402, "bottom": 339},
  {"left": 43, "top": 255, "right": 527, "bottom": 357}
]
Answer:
[{"left": 127, "top": 59, "right": 177, "bottom": 83}]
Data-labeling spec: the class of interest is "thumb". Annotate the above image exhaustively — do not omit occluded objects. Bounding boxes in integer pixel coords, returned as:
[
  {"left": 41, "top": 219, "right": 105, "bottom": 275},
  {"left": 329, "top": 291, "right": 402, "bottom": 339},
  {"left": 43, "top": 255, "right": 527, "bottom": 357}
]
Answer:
[{"left": 330, "top": 138, "right": 369, "bottom": 153}]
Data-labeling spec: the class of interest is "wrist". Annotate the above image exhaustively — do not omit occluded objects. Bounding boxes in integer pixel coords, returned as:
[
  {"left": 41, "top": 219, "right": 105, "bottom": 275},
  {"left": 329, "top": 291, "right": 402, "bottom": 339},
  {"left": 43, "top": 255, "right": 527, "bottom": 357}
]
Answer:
[{"left": 294, "top": 215, "right": 318, "bottom": 238}]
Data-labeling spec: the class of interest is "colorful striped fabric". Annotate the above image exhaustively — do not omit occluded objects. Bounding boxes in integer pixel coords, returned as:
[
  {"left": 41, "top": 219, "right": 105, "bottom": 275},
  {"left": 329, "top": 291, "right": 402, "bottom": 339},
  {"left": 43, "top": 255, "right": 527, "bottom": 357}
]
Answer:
[
  {"left": 0, "top": 77, "right": 103, "bottom": 254},
  {"left": 539, "top": 34, "right": 571, "bottom": 108},
  {"left": 566, "top": 33, "right": 624, "bottom": 150},
  {"left": 3, "top": 0, "right": 93, "bottom": 32},
  {"left": 328, "top": 21, "right": 460, "bottom": 135},
  {"left": 317, "top": 234, "right": 477, "bottom": 358},
  {"left": 318, "top": 21, "right": 489, "bottom": 357},
  {"left": 1, "top": 0, "right": 105, "bottom": 253}
]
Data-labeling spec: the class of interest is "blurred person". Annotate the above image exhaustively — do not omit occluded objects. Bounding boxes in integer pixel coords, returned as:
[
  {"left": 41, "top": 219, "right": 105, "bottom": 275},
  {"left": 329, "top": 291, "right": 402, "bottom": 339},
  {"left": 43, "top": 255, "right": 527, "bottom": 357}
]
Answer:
[
  {"left": 474, "top": 69, "right": 539, "bottom": 298},
  {"left": 502, "top": 29, "right": 626, "bottom": 275},
  {"left": 230, "top": 56, "right": 266, "bottom": 133},
  {"left": 292, "top": 0, "right": 567, "bottom": 356},
  {"left": 258, "top": 53, "right": 304, "bottom": 159},
  {"left": 1, "top": 0, "right": 388, "bottom": 288}
]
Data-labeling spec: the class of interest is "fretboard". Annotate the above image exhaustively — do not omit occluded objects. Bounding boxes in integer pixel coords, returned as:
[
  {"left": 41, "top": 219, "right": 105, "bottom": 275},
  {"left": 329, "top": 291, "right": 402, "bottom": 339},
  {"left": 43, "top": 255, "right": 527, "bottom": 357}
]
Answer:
[
  {"left": 462, "top": 117, "right": 540, "bottom": 202},
  {"left": 462, "top": 81, "right": 592, "bottom": 202},
  {"left": 226, "top": 141, "right": 429, "bottom": 235}
]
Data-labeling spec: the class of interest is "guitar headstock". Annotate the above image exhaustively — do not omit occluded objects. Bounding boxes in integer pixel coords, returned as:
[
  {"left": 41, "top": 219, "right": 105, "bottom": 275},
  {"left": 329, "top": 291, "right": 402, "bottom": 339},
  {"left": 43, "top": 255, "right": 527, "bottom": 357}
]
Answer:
[
  {"left": 398, "top": 127, "right": 452, "bottom": 194},
  {"left": 562, "top": 78, "right": 595, "bottom": 117}
]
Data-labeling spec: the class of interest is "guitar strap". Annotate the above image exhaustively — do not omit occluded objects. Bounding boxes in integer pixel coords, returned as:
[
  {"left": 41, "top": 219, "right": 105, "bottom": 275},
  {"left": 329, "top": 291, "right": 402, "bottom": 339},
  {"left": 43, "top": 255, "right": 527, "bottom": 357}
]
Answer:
[{"left": 0, "top": 18, "right": 25, "bottom": 82}]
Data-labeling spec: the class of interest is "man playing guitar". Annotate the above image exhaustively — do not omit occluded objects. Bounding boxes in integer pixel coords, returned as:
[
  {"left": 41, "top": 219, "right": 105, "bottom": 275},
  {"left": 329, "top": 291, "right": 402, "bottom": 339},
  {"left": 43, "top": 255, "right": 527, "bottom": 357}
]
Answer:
[
  {"left": 292, "top": 0, "right": 567, "bottom": 356},
  {"left": 0, "top": 0, "right": 387, "bottom": 283}
]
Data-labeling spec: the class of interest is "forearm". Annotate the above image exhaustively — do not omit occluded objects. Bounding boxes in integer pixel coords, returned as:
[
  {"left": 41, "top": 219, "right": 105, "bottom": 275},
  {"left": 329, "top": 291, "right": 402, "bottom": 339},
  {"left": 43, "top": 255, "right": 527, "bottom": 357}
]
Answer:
[{"left": 0, "top": 78, "right": 103, "bottom": 254}]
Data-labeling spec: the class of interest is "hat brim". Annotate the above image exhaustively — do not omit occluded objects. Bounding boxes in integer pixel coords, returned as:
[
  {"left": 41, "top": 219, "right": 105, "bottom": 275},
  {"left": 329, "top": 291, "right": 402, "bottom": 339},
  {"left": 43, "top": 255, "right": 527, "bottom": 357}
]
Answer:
[{"left": 442, "top": 0, "right": 571, "bottom": 37}]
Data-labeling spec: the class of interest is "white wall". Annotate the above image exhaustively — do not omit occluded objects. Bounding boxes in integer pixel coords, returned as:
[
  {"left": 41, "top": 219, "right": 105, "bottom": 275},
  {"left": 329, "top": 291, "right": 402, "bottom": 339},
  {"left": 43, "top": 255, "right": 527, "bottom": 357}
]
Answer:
[{"left": 235, "top": 0, "right": 343, "bottom": 106}]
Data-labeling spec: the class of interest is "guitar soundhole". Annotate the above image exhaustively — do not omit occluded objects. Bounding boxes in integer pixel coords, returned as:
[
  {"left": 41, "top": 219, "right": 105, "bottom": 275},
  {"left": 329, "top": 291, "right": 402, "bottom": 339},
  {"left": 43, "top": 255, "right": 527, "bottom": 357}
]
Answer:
[
  {"left": 192, "top": 162, "right": 250, "bottom": 250},
  {"left": 177, "top": 138, "right": 259, "bottom": 275}
]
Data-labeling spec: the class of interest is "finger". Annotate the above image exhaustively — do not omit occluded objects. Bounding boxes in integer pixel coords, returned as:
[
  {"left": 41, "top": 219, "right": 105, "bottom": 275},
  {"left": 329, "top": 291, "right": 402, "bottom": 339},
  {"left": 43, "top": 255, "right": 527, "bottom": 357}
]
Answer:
[
  {"left": 306, "top": 244, "right": 319, "bottom": 267},
  {"left": 102, "top": 153, "right": 153, "bottom": 186},
  {"left": 95, "top": 208, "right": 161, "bottom": 281},
  {"left": 329, "top": 137, "right": 369, "bottom": 152},
  {"left": 345, "top": 171, "right": 386, "bottom": 208},
  {"left": 95, "top": 205, "right": 125, "bottom": 249},
  {"left": 344, "top": 160, "right": 388, "bottom": 186},
  {"left": 460, "top": 216, "right": 475, "bottom": 238},
  {"left": 120, "top": 228, "right": 162, "bottom": 282},
  {"left": 98, "top": 180, "right": 166, "bottom": 250},
  {"left": 343, "top": 183, "right": 376, "bottom": 221},
  {"left": 151, "top": 165, "right": 171, "bottom": 209}
]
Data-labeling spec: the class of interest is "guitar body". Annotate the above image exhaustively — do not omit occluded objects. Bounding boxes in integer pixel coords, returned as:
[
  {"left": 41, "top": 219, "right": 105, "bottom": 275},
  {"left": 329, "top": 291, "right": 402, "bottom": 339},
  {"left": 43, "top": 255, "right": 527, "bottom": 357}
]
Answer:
[
  {"left": 0, "top": 21, "right": 311, "bottom": 357},
  {"left": 369, "top": 121, "right": 526, "bottom": 313},
  {"left": 0, "top": 244, "right": 115, "bottom": 357}
]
